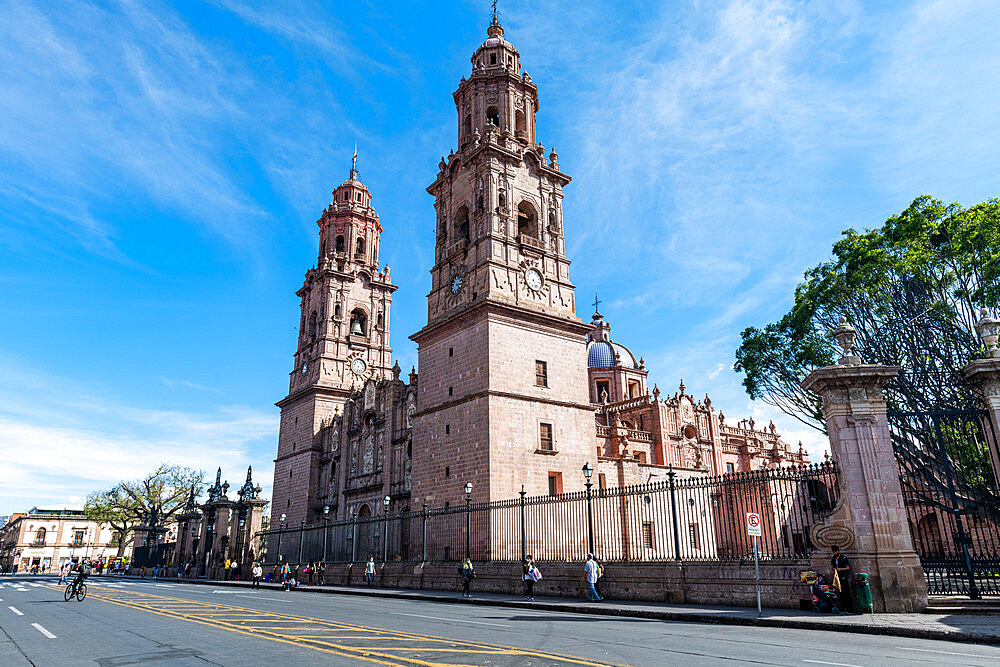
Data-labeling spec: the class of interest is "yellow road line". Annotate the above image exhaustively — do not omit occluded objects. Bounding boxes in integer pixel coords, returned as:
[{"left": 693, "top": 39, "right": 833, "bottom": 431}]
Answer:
[{"left": 71, "top": 585, "right": 623, "bottom": 667}]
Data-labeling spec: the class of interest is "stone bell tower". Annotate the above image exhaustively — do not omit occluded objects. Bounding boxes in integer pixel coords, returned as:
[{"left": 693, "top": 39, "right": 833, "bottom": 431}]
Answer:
[
  {"left": 410, "top": 18, "right": 595, "bottom": 508},
  {"left": 271, "top": 155, "right": 397, "bottom": 526}
]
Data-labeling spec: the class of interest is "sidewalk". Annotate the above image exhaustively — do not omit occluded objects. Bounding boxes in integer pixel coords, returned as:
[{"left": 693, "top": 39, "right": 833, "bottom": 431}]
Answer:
[{"left": 92, "top": 573, "right": 1000, "bottom": 646}]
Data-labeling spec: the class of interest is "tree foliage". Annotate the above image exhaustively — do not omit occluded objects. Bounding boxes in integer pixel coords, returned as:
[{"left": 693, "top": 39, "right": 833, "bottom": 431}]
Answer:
[
  {"left": 84, "top": 464, "right": 204, "bottom": 557},
  {"left": 735, "top": 196, "right": 1000, "bottom": 432}
]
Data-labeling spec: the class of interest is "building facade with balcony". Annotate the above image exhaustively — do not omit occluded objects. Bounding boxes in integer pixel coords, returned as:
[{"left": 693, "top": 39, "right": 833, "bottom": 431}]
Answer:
[{"left": 0, "top": 507, "right": 131, "bottom": 572}]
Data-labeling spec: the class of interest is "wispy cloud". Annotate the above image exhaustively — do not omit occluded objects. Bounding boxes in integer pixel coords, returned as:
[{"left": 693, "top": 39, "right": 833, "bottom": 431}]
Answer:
[{"left": 0, "top": 357, "right": 277, "bottom": 512}]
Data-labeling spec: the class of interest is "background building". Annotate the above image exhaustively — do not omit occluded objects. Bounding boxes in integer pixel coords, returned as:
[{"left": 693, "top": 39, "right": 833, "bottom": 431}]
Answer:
[{"left": 0, "top": 507, "right": 131, "bottom": 572}]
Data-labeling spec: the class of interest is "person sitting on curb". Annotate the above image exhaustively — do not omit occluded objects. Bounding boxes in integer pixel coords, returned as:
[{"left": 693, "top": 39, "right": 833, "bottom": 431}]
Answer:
[{"left": 584, "top": 553, "right": 603, "bottom": 601}]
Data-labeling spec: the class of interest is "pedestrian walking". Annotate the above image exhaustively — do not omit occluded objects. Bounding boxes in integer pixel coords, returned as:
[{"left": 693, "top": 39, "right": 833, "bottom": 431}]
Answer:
[
  {"left": 831, "top": 546, "right": 855, "bottom": 612},
  {"left": 252, "top": 562, "right": 263, "bottom": 589},
  {"left": 59, "top": 563, "right": 70, "bottom": 584},
  {"left": 584, "top": 553, "right": 603, "bottom": 601},
  {"left": 522, "top": 555, "right": 539, "bottom": 601},
  {"left": 231, "top": 560, "right": 239, "bottom": 581},
  {"left": 365, "top": 557, "right": 376, "bottom": 587},
  {"left": 594, "top": 557, "right": 605, "bottom": 599},
  {"left": 318, "top": 561, "right": 326, "bottom": 586},
  {"left": 460, "top": 558, "right": 475, "bottom": 597},
  {"left": 306, "top": 561, "right": 314, "bottom": 585}
]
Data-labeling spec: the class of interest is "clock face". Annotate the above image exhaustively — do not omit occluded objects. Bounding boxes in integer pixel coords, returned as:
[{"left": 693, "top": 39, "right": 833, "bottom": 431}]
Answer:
[
  {"left": 525, "top": 269, "right": 543, "bottom": 291},
  {"left": 351, "top": 358, "right": 367, "bottom": 376},
  {"left": 451, "top": 275, "right": 463, "bottom": 294}
]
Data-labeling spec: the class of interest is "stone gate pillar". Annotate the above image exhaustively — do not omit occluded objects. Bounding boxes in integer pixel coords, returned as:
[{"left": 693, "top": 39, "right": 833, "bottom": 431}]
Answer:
[
  {"left": 960, "top": 308, "right": 1000, "bottom": 489},
  {"left": 800, "top": 318, "right": 926, "bottom": 612}
]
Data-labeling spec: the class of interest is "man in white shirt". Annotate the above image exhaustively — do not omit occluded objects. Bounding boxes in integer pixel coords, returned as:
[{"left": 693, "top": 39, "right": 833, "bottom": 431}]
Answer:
[{"left": 584, "top": 554, "right": 602, "bottom": 601}]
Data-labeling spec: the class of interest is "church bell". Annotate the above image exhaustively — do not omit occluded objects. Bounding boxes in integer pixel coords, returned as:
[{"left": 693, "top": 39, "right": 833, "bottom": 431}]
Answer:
[{"left": 350, "top": 318, "right": 363, "bottom": 335}]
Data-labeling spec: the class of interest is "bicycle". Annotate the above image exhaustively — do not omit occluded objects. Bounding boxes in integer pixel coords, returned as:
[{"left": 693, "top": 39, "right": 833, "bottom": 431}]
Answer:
[{"left": 64, "top": 579, "right": 87, "bottom": 602}]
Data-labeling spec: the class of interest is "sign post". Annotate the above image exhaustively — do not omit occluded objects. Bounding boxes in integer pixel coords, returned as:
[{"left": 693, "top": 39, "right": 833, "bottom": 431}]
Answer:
[{"left": 746, "top": 512, "right": 762, "bottom": 617}]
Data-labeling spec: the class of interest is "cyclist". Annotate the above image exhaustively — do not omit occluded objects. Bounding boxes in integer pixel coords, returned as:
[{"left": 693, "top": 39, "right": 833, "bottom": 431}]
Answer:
[{"left": 70, "top": 561, "right": 89, "bottom": 592}]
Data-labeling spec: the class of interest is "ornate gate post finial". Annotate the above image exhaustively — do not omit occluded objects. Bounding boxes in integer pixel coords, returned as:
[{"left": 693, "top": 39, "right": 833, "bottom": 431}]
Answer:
[
  {"left": 975, "top": 307, "right": 1000, "bottom": 358},
  {"left": 833, "top": 316, "right": 861, "bottom": 365}
]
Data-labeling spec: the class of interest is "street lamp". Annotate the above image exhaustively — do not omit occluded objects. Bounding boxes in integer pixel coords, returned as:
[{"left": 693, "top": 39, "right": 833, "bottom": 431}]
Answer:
[
  {"left": 322, "top": 505, "right": 330, "bottom": 564},
  {"left": 582, "top": 462, "right": 595, "bottom": 555},
  {"left": 276, "top": 513, "right": 286, "bottom": 564},
  {"left": 382, "top": 496, "right": 390, "bottom": 563},
  {"left": 298, "top": 519, "right": 305, "bottom": 565},
  {"left": 464, "top": 482, "right": 473, "bottom": 560}
]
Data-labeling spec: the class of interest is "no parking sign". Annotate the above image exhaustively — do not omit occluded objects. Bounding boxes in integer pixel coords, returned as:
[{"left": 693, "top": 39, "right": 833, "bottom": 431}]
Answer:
[{"left": 746, "top": 512, "right": 762, "bottom": 537}]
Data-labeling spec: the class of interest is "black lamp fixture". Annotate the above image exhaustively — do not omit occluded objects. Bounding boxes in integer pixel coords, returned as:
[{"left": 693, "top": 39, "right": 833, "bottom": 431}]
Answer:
[
  {"left": 464, "top": 481, "right": 473, "bottom": 499},
  {"left": 582, "top": 462, "right": 594, "bottom": 480}
]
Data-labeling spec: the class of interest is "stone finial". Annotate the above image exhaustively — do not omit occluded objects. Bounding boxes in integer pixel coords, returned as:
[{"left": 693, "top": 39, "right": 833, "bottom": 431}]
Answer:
[
  {"left": 748, "top": 417, "right": 755, "bottom": 430},
  {"left": 678, "top": 379, "right": 685, "bottom": 395},
  {"left": 704, "top": 394, "right": 711, "bottom": 407},
  {"left": 473, "top": 127, "right": 481, "bottom": 147},
  {"left": 975, "top": 307, "right": 1000, "bottom": 358},
  {"left": 718, "top": 411, "right": 725, "bottom": 425},
  {"left": 439, "top": 157, "right": 446, "bottom": 172},
  {"left": 769, "top": 420, "right": 776, "bottom": 434},
  {"left": 392, "top": 360, "right": 401, "bottom": 381},
  {"left": 832, "top": 316, "right": 861, "bottom": 365},
  {"left": 652, "top": 384, "right": 660, "bottom": 400},
  {"left": 549, "top": 148, "right": 559, "bottom": 170},
  {"left": 639, "top": 356, "right": 646, "bottom": 369}
]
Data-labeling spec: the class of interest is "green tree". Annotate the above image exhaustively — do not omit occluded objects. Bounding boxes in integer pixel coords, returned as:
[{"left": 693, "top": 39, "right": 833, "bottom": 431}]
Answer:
[
  {"left": 735, "top": 195, "right": 1000, "bottom": 433},
  {"left": 84, "top": 464, "right": 204, "bottom": 557}
]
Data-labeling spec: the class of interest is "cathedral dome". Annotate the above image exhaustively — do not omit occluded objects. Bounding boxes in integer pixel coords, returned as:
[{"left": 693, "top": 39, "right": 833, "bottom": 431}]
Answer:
[{"left": 587, "top": 340, "right": 640, "bottom": 369}]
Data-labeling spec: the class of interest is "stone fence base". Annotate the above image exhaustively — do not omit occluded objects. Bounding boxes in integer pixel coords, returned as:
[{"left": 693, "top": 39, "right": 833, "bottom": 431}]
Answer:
[{"left": 299, "top": 560, "right": 815, "bottom": 610}]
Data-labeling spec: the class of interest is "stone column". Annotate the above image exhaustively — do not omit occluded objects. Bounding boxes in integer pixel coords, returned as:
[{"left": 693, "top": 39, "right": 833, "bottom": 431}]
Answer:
[
  {"left": 961, "top": 308, "right": 1000, "bottom": 489},
  {"left": 800, "top": 320, "right": 926, "bottom": 612}
]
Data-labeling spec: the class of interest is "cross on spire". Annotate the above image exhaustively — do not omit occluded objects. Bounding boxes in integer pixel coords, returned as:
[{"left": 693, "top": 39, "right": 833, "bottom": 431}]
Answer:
[
  {"left": 593, "top": 291, "right": 602, "bottom": 315},
  {"left": 491, "top": 0, "right": 498, "bottom": 21},
  {"left": 351, "top": 143, "right": 358, "bottom": 178}
]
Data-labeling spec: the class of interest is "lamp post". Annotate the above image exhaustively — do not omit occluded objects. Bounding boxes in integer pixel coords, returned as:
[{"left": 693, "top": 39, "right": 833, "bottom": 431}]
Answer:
[
  {"left": 322, "top": 505, "right": 330, "bottom": 563},
  {"left": 582, "top": 462, "right": 595, "bottom": 555},
  {"left": 350, "top": 508, "right": 358, "bottom": 563},
  {"left": 382, "top": 496, "right": 390, "bottom": 563},
  {"left": 298, "top": 519, "right": 305, "bottom": 565},
  {"left": 276, "top": 513, "right": 286, "bottom": 564},
  {"left": 464, "top": 482, "right": 473, "bottom": 560}
]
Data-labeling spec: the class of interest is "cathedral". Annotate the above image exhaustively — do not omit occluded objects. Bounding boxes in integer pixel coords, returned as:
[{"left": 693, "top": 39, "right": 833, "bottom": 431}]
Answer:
[{"left": 269, "top": 18, "right": 807, "bottom": 528}]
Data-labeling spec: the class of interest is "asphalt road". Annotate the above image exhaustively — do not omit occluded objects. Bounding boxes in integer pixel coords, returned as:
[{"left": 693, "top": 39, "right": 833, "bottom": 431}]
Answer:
[{"left": 1, "top": 575, "right": 998, "bottom": 666}]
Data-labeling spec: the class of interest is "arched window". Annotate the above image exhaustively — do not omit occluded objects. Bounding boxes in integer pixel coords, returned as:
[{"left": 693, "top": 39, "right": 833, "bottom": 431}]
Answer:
[
  {"left": 309, "top": 311, "right": 318, "bottom": 340},
  {"left": 463, "top": 114, "right": 472, "bottom": 141},
  {"left": 486, "top": 106, "right": 499, "bottom": 128},
  {"left": 514, "top": 109, "right": 526, "bottom": 137},
  {"left": 377, "top": 312, "right": 384, "bottom": 330},
  {"left": 355, "top": 237, "right": 365, "bottom": 256},
  {"left": 517, "top": 201, "right": 537, "bottom": 238},
  {"left": 454, "top": 205, "right": 469, "bottom": 241},
  {"left": 335, "top": 235, "right": 345, "bottom": 253},
  {"left": 34, "top": 527, "right": 46, "bottom": 545},
  {"left": 350, "top": 309, "right": 367, "bottom": 337},
  {"left": 334, "top": 302, "right": 342, "bottom": 319}
]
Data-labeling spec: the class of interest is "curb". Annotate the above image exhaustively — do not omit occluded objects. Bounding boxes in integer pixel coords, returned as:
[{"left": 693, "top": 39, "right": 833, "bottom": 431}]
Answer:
[{"left": 103, "top": 575, "right": 1000, "bottom": 647}]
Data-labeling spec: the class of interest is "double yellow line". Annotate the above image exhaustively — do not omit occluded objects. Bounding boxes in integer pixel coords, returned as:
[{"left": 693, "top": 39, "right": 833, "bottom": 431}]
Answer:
[{"left": 62, "top": 584, "right": 622, "bottom": 667}]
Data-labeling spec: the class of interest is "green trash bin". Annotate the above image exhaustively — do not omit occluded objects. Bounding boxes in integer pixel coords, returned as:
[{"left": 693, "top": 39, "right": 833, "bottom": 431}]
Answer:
[{"left": 854, "top": 573, "right": 873, "bottom": 613}]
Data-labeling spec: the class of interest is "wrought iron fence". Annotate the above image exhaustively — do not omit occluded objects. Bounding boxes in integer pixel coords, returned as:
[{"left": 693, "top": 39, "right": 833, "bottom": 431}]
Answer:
[{"left": 257, "top": 462, "right": 838, "bottom": 566}]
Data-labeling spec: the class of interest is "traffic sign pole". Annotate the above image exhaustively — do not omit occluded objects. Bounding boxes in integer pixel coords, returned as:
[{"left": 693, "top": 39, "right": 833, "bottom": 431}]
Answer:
[
  {"left": 753, "top": 534, "right": 761, "bottom": 617},
  {"left": 746, "top": 512, "right": 762, "bottom": 617}
]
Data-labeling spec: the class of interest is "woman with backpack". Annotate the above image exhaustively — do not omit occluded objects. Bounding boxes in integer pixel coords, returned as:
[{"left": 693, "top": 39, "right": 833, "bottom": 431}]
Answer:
[
  {"left": 522, "top": 555, "right": 539, "bottom": 601},
  {"left": 460, "top": 558, "right": 475, "bottom": 598}
]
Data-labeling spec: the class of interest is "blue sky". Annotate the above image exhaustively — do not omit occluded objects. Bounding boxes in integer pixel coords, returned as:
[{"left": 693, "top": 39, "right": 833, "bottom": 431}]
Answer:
[{"left": 2, "top": 0, "right": 998, "bottom": 513}]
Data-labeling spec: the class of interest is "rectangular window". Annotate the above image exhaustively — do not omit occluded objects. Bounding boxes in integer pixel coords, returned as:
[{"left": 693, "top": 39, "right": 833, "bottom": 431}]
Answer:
[
  {"left": 725, "top": 462, "right": 735, "bottom": 474},
  {"left": 633, "top": 452, "right": 647, "bottom": 463},
  {"left": 539, "top": 423, "right": 553, "bottom": 451},
  {"left": 446, "top": 424, "right": 450, "bottom": 434},
  {"left": 688, "top": 523, "right": 700, "bottom": 550},
  {"left": 598, "top": 473, "right": 607, "bottom": 490},
  {"left": 535, "top": 360, "right": 548, "bottom": 387},
  {"left": 449, "top": 386, "right": 453, "bottom": 396},
  {"left": 445, "top": 466, "right": 450, "bottom": 477},
  {"left": 596, "top": 380, "right": 609, "bottom": 402},
  {"left": 547, "top": 471, "right": 563, "bottom": 496},
  {"left": 628, "top": 382, "right": 638, "bottom": 398},
  {"left": 73, "top": 530, "right": 84, "bottom": 547},
  {"left": 449, "top": 347, "right": 453, "bottom": 357},
  {"left": 642, "top": 522, "right": 654, "bottom": 549}
]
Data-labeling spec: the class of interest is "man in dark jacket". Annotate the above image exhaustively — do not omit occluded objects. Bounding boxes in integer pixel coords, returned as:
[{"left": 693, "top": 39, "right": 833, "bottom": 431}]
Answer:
[{"left": 831, "top": 546, "right": 854, "bottom": 612}]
